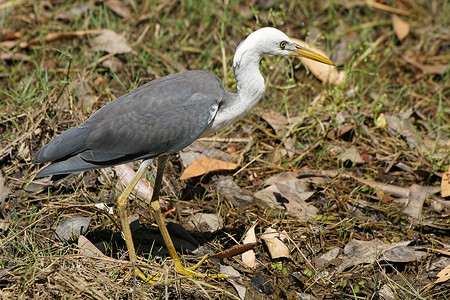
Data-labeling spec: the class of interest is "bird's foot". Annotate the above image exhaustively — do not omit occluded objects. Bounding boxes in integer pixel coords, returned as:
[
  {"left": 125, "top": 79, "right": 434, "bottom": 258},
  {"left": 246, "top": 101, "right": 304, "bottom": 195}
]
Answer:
[
  {"left": 134, "top": 254, "right": 227, "bottom": 284},
  {"left": 175, "top": 254, "right": 227, "bottom": 279}
]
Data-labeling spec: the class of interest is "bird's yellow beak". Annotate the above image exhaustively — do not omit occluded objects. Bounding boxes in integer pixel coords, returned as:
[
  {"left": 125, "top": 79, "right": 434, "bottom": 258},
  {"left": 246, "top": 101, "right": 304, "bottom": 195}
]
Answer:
[{"left": 291, "top": 44, "right": 335, "bottom": 66}]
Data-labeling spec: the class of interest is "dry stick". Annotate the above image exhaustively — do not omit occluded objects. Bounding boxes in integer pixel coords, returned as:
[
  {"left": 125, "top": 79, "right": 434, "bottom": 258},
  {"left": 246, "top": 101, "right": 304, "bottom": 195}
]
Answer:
[
  {"left": 198, "top": 137, "right": 253, "bottom": 143},
  {"left": 55, "top": 53, "right": 73, "bottom": 103},
  {"left": 0, "top": 114, "right": 46, "bottom": 160},
  {"left": 133, "top": 23, "right": 151, "bottom": 47},
  {"left": 86, "top": 51, "right": 122, "bottom": 70},
  {"left": 187, "top": 278, "right": 241, "bottom": 300},
  {"left": 19, "top": 29, "right": 104, "bottom": 49},
  {"left": 366, "top": 0, "right": 411, "bottom": 16},
  {"left": 220, "top": 37, "right": 228, "bottom": 87},
  {"left": 233, "top": 153, "right": 262, "bottom": 176},
  {"left": 352, "top": 33, "right": 389, "bottom": 69},
  {"left": 384, "top": 152, "right": 400, "bottom": 173},
  {"left": 237, "top": 136, "right": 254, "bottom": 166},
  {"left": 359, "top": 123, "right": 380, "bottom": 147}
]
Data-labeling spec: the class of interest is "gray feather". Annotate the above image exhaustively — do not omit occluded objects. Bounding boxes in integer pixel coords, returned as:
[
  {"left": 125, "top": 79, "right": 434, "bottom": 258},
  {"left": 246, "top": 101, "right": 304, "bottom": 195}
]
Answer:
[{"left": 34, "top": 70, "right": 226, "bottom": 179}]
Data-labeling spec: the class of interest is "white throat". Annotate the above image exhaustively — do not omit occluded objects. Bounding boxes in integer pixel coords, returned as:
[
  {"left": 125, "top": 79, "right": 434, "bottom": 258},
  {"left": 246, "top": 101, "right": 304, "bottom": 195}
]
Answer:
[{"left": 203, "top": 37, "right": 266, "bottom": 135}]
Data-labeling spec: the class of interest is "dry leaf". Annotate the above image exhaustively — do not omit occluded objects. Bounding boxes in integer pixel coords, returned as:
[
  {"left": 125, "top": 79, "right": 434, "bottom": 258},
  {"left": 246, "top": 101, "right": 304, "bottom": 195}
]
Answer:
[
  {"left": 292, "top": 38, "right": 345, "bottom": 84},
  {"left": 337, "top": 239, "right": 410, "bottom": 272},
  {"left": 180, "top": 140, "right": 234, "bottom": 168},
  {"left": 378, "top": 284, "right": 396, "bottom": 300},
  {"left": 385, "top": 114, "right": 419, "bottom": 148},
  {"left": 106, "top": 0, "right": 131, "bottom": 18},
  {"left": 242, "top": 222, "right": 257, "bottom": 268},
  {"left": 274, "top": 183, "right": 317, "bottom": 220},
  {"left": 187, "top": 213, "right": 223, "bottom": 232},
  {"left": 20, "top": 29, "right": 103, "bottom": 49},
  {"left": 0, "top": 172, "right": 11, "bottom": 211},
  {"left": 253, "top": 107, "right": 300, "bottom": 136},
  {"left": 315, "top": 247, "right": 339, "bottom": 268},
  {"left": 435, "top": 263, "right": 450, "bottom": 284},
  {"left": 180, "top": 157, "right": 238, "bottom": 180},
  {"left": 260, "top": 228, "right": 290, "bottom": 259},
  {"left": 213, "top": 176, "right": 254, "bottom": 208},
  {"left": 403, "top": 184, "right": 428, "bottom": 219},
  {"left": 78, "top": 235, "right": 105, "bottom": 257},
  {"left": 327, "top": 124, "right": 354, "bottom": 140},
  {"left": 339, "top": 147, "right": 365, "bottom": 164},
  {"left": 114, "top": 164, "right": 154, "bottom": 204},
  {"left": 55, "top": 3, "right": 91, "bottom": 21},
  {"left": 382, "top": 246, "right": 427, "bottom": 262},
  {"left": 441, "top": 171, "right": 450, "bottom": 198},
  {"left": 228, "top": 279, "right": 246, "bottom": 300},
  {"left": 90, "top": 30, "right": 132, "bottom": 54},
  {"left": 220, "top": 265, "right": 240, "bottom": 277},
  {"left": 55, "top": 216, "right": 92, "bottom": 242},
  {"left": 392, "top": 14, "right": 410, "bottom": 41}
]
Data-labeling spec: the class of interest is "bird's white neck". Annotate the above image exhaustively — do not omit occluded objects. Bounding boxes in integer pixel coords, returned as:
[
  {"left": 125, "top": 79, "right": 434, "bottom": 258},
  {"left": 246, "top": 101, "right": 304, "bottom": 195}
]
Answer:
[
  {"left": 201, "top": 34, "right": 267, "bottom": 136},
  {"left": 234, "top": 54, "right": 265, "bottom": 109}
]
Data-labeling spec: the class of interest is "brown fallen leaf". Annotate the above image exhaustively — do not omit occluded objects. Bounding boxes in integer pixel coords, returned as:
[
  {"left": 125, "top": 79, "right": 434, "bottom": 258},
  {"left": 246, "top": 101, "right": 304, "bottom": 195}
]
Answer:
[
  {"left": 0, "top": 172, "right": 11, "bottom": 212},
  {"left": 339, "top": 147, "right": 365, "bottom": 164},
  {"left": 401, "top": 55, "right": 447, "bottom": 75},
  {"left": 180, "top": 157, "right": 238, "bottom": 180},
  {"left": 90, "top": 30, "right": 132, "bottom": 54},
  {"left": 327, "top": 124, "right": 354, "bottom": 140},
  {"left": 260, "top": 227, "right": 290, "bottom": 259},
  {"left": 187, "top": 213, "right": 223, "bottom": 232},
  {"left": 382, "top": 246, "right": 427, "bottom": 262},
  {"left": 291, "top": 38, "right": 345, "bottom": 84},
  {"left": 55, "top": 216, "right": 92, "bottom": 242},
  {"left": 385, "top": 113, "right": 419, "bottom": 148},
  {"left": 114, "top": 164, "right": 154, "bottom": 203},
  {"left": 403, "top": 184, "right": 429, "bottom": 220},
  {"left": 213, "top": 176, "right": 254, "bottom": 208},
  {"left": 241, "top": 222, "right": 258, "bottom": 268},
  {"left": 392, "top": 14, "right": 410, "bottom": 41},
  {"left": 210, "top": 243, "right": 257, "bottom": 259},
  {"left": 337, "top": 239, "right": 410, "bottom": 272},
  {"left": 435, "top": 263, "right": 450, "bottom": 284},
  {"left": 274, "top": 183, "right": 317, "bottom": 220},
  {"left": 78, "top": 235, "right": 105, "bottom": 257},
  {"left": 441, "top": 171, "right": 450, "bottom": 198},
  {"left": 55, "top": 3, "right": 91, "bottom": 21},
  {"left": 253, "top": 107, "right": 300, "bottom": 136},
  {"left": 179, "top": 140, "right": 235, "bottom": 168},
  {"left": 315, "top": 247, "right": 339, "bottom": 268},
  {"left": 106, "top": 0, "right": 131, "bottom": 18}
]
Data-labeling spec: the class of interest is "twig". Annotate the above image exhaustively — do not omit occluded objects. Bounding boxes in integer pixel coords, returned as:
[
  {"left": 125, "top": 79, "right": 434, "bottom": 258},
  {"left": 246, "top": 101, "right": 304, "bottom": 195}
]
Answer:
[{"left": 352, "top": 33, "right": 389, "bottom": 69}]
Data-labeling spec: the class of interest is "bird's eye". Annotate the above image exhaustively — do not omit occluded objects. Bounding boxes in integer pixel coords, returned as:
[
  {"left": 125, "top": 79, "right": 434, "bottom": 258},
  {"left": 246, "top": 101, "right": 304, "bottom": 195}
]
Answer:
[{"left": 280, "top": 41, "right": 287, "bottom": 49}]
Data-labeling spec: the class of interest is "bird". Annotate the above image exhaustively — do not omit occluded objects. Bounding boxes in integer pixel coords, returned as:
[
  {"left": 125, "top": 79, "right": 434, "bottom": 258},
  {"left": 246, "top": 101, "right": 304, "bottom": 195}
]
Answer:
[{"left": 33, "top": 27, "right": 334, "bottom": 281}]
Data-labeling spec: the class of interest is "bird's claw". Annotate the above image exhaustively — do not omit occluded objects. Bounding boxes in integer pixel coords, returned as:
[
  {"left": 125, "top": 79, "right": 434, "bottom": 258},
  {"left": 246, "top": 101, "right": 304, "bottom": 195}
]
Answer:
[{"left": 133, "top": 254, "right": 228, "bottom": 284}]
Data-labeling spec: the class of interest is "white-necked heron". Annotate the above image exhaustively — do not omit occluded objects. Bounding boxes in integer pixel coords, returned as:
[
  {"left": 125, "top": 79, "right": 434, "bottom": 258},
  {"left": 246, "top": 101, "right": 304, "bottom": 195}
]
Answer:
[{"left": 33, "top": 27, "right": 334, "bottom": 281}]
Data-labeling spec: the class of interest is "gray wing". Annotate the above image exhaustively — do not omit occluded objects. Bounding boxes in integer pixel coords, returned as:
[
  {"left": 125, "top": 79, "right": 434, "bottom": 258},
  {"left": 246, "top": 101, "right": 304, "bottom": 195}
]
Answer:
[{"left": 34, "top": 71, "right": 226, "bottom": 178}]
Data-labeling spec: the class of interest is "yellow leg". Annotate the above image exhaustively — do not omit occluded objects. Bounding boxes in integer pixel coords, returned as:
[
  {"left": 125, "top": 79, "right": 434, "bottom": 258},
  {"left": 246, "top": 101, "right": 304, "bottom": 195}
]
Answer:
[
  {"left": 116, "top": 159, "right": 154, "bottom": 277},
  {"left": 116, "top": 156, "right": 226, "bottom": 283},
  {"left": 149, "top": 156, "right": 226, "bottom": 280}
]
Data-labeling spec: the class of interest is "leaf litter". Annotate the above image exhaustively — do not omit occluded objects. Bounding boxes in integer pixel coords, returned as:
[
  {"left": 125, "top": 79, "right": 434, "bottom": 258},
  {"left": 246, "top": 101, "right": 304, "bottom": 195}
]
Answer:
[{"left": 1, "top": 1, "right": 449, "bottom": 299}]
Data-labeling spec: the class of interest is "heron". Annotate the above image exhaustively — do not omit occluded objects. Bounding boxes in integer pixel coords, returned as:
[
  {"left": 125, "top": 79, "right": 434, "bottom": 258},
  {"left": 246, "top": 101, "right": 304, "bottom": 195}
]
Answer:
[{"left": 33, "top": 27, "right": 334, "bottom": 281}]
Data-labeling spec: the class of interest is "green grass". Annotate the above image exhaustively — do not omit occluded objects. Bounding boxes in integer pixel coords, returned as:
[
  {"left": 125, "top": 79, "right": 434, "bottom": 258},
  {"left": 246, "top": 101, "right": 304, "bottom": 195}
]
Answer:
[{"left": 1, "top": 0, "right": 449, "bottom": 299}]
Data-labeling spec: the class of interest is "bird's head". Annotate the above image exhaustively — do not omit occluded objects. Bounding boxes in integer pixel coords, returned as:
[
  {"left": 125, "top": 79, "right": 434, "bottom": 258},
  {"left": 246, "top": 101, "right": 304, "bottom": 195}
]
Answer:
[{"left": 233, "top": 27, "right": 334, "bottom": 68}]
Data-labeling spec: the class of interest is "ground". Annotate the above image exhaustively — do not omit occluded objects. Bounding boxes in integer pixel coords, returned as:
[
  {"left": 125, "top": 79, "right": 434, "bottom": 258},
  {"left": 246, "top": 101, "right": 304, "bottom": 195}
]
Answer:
[{"left": 0, "top": 1, "right": 449, "bottom": 299}]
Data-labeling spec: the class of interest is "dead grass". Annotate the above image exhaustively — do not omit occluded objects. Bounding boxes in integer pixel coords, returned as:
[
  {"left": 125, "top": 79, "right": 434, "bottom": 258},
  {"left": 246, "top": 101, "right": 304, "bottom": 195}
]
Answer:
[{"left": 1, "top": 0, "right": 449, "bottom": 299}]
